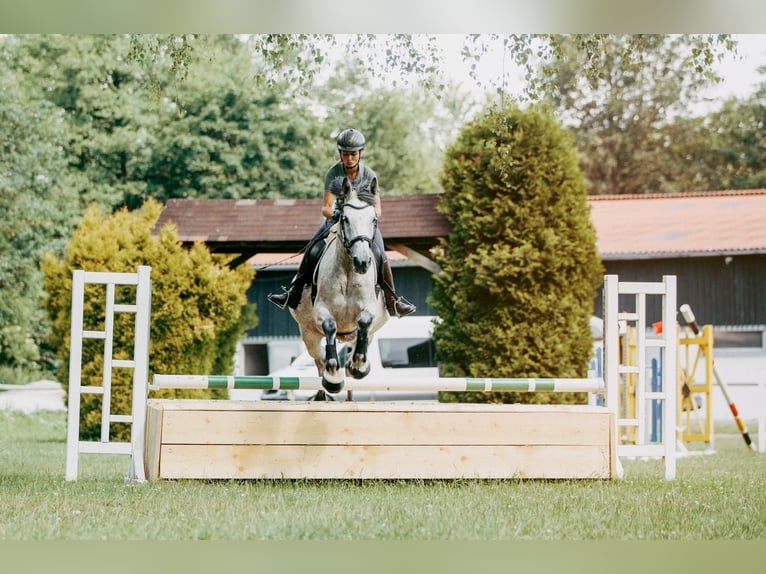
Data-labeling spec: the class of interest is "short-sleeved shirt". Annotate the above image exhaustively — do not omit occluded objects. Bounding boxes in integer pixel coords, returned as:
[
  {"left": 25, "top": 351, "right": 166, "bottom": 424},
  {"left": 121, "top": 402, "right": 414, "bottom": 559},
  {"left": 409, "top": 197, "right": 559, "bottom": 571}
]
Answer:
[{"left": 324, "top": 161, "right": 378, "bottom": 200}]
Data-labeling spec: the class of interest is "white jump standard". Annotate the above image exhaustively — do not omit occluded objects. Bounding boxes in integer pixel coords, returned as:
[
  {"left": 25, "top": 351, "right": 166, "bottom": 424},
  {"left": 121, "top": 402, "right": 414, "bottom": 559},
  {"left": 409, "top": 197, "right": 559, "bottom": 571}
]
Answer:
[{"left": 65, "top": 269, "right": 678, "bottom": 481}]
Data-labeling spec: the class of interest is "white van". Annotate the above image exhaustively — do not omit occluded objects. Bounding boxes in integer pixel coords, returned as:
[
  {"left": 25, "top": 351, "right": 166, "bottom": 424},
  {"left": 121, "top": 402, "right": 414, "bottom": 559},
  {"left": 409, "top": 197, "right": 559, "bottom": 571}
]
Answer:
[{"left": 256, "top": 315, "right": 440, "bottom": 402}]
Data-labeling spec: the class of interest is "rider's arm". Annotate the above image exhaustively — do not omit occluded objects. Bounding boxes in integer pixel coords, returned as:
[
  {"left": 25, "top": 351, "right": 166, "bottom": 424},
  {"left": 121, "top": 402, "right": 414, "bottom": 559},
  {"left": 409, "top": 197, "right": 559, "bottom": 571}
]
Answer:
[
  {"left": 321, "top": 191, "right": 336, "bottom": 220},
  {"left": 374, "top": 192, "right": 382, "bottom": 218}
]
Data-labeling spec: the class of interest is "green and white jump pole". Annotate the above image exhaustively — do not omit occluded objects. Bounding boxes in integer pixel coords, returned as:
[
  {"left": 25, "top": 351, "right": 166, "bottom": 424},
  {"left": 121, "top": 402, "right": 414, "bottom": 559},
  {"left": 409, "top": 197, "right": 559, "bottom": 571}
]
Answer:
[{"left": 151, "top": 374, "right": 605, "bottom": 393}]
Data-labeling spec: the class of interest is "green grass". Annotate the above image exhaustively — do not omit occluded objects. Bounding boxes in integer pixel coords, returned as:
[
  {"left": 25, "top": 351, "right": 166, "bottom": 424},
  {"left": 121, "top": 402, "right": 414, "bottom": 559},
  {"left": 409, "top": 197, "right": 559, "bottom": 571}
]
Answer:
[{"left": 1, "top": 410, "right": 764, "bottom": 541}]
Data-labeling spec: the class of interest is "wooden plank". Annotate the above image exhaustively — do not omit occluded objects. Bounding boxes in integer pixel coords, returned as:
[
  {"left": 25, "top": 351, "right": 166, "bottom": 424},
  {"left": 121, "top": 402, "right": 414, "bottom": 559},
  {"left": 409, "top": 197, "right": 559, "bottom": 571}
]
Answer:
[
  {"left": 387, "top": 243, "right": 442, "bottom": 274},
  {"left": 158, "top": 444, "right": 613, "bottom": 480},
  {"left": 159, "top": 408, "right": 611, "bottom": 447},
  {"left": 144, "top": 402, "right": 164, "bottom": 481}
]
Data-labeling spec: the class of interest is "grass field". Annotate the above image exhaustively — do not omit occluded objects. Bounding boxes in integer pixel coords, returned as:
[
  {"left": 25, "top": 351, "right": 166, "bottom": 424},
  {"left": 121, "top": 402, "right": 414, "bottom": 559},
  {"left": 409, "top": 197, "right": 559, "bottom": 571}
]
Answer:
[{"left": 1, "top": 409, "right": 764, "bottom": 541}]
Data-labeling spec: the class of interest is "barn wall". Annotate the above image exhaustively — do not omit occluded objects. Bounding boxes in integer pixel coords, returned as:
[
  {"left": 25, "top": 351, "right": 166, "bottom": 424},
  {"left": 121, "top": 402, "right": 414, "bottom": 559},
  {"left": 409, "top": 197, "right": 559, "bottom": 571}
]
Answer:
[
  {"left": 594, "top": 255, "right": 766, "bottom": 327},
  {"left": 247, "top": 264, "right": 436, "bottom": 339},
  {"left": 248, "top": 254, "right": 766, "bottom": 340}
]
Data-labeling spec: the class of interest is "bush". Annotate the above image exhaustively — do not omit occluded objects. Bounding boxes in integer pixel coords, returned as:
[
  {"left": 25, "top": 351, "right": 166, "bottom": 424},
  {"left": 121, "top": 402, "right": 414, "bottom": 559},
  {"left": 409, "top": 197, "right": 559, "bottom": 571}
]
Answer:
[
  {"left": 42, "top": 199, "right": 256, "bottom": 440},
  {"left": 430, "top": 104, "right": 603, "bottom": 405}
]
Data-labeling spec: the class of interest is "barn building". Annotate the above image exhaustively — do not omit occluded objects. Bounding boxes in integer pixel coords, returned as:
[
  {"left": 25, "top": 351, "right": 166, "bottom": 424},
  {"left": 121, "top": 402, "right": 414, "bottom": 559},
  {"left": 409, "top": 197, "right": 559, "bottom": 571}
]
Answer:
[{"left": 154, "top": 189, "right": 766, "bottom": 411}]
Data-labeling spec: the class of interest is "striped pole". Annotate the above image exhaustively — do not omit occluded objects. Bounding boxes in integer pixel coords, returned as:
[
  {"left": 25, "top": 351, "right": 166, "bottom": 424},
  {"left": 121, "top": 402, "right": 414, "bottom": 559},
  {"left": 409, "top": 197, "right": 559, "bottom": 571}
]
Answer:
[
  {"left": 680, "top": 304, "right": 754, "bottom": 450},
  {"left": 152, "top": 374, "right": 605, "bottom": 393}
]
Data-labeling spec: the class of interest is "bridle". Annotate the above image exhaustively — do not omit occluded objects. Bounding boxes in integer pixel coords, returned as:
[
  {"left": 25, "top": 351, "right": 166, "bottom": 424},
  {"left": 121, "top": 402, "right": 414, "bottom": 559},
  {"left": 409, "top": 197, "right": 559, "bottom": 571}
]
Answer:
[{"left": 338, "top": 200, "right": 377, "bottom": 255}]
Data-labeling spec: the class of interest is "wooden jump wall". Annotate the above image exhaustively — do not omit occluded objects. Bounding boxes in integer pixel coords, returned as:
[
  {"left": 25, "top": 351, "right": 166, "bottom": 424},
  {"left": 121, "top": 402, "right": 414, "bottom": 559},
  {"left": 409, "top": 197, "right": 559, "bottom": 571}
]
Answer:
[{"left": 145, "top": 400, "right": 617, "bottom": 480}]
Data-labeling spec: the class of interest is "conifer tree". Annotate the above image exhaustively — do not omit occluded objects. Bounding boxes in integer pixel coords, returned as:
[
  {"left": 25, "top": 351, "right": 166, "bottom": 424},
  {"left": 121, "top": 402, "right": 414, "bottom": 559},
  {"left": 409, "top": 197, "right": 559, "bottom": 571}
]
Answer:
[
  {"left": 430, "top": 104, "right": 602, "bottom": 404},
  {"left": 42, "top": 199, "right": 256, "bottom": 440}
]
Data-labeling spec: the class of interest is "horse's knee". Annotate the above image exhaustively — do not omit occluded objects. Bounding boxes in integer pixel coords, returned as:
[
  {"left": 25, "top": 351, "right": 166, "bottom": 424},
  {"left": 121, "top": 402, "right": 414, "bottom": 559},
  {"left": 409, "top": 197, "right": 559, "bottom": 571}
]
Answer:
[
  {"left": 358, "top": 310, "right": 373, "bottom": 331},
  {"left": 321, "top": 318, "right": 337, "bottom": 340}
]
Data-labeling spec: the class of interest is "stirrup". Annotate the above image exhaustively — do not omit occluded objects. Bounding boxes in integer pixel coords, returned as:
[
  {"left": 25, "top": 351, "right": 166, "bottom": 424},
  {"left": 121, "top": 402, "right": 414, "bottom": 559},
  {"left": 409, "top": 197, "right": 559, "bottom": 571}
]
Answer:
[
  {"left": 395, "top": 296, "right": 416, "bottom": 317},
  {"left": 388, "top": 295, "right": 416, "bottom": 317},
  {"left": 267, "top": 290, "right": 289, "bottom": 309}
]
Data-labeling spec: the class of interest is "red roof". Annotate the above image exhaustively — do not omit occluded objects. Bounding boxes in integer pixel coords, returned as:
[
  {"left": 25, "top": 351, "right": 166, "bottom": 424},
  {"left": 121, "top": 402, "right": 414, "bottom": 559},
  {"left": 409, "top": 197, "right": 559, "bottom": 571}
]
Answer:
[
  {"left": 154, "top": 189, "right": 766, "bottom": 262},
  {"left": 154, "top": 194, "right": 449, "bottom": 255},
  {"left": 589, "top": 190, "right": 766, "bottom": 259}
]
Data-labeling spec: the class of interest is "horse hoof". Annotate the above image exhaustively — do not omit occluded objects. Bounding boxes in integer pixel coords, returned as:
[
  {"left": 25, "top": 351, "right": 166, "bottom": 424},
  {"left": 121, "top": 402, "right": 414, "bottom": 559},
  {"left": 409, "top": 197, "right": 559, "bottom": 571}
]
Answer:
[
  {"left": 310, "top": 390, "right": 333, "bottom": 402},
  {"left": 322, "top": 378, "right": 344, "bottom": 394},
  {"left": 346, "top": 363, "right": 370, "bottom": 379}
]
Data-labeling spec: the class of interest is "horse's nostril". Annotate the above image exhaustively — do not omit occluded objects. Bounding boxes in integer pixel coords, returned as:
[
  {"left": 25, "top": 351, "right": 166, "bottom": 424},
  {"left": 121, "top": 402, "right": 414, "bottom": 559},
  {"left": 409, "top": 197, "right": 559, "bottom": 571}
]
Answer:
[{"left": 354, "top": 257, "right": 370, "bottom": 273}]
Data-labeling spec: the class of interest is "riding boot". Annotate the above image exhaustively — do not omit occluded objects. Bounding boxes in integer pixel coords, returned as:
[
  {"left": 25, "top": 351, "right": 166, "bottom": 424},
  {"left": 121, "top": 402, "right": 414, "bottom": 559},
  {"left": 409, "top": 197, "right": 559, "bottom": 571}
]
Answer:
[
  {"left": 267, "top": 273, "right": 306, "bottom": 310},
  {"left": 381, "top": 259, "right": 416, "bottom": 317}
]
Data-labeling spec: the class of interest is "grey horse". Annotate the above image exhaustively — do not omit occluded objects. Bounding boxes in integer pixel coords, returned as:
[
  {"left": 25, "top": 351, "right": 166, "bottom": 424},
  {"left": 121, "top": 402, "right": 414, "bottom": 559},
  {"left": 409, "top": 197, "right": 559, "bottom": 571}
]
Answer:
[{"left": 289, "top": 177, "right": 388, "bottom": 396}]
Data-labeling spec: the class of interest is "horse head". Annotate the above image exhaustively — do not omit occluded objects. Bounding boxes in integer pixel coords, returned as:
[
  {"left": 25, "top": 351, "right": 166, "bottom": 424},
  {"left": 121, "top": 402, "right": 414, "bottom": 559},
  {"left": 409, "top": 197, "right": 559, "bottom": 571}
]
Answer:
[{"left": 337, "top": 176, "right": 378, "bottom": 274}]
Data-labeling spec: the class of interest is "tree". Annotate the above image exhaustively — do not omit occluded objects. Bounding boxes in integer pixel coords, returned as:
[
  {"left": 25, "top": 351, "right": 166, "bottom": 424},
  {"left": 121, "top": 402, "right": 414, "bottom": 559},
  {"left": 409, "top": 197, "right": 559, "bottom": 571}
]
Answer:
[
  {"left": 142, "top": 36, "right": 328, "bottom": 203},
  {"left": 124, "top": 34, "right": 735, "bottom": 198},
  {"left": 0, "top": 57, "right": 81, "bottom": 383},
  {"left": 702, "top": 81, "right": 766, "bottom": 190},
  {"left": 130, "top": 34, "right": 447, "bottom": 96},
  {"left": 460, "top": 34, "right": 733, "bottom": 100},
  {"left": 316, "top": 60, "right": 473, "bottom": 196},
  {"left": 42, "top": 199, "right": 256, "bottom": 440},
  {"left": 6, "top": 34, "right": 163, "bottom": 211},
  {"left": 538, "top": 35, "right": 735, "bottom": 195},
  {"left": 128, "top": 34, "right": 734, "bottom": 104},
  {"left": 430, "top": 104, "right": 603, "bottom": 404}
]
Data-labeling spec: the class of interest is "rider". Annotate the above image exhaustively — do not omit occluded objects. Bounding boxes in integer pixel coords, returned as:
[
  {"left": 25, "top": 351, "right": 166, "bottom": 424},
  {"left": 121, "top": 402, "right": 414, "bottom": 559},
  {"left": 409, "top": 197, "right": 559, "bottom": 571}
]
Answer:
[{"left": 267, "top": 128, "right": 416, "bottom": 317}]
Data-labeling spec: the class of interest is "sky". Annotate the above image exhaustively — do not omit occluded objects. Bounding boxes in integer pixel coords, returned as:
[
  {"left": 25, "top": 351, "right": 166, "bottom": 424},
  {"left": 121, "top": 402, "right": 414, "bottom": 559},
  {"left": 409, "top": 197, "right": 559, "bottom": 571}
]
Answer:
[{"left": 711, "top": 34, "right": 766, "bottom": 99}]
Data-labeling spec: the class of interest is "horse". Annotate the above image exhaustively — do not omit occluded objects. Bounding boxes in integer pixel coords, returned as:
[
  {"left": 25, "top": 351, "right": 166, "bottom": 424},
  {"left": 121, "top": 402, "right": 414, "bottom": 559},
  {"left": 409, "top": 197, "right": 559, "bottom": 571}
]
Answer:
[{"left": 290, "top": 176, "right": 388, "bottom": 397}]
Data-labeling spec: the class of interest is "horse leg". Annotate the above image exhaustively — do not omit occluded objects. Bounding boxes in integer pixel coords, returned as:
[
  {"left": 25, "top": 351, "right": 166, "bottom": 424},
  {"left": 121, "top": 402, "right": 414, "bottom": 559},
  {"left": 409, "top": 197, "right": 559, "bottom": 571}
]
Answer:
[
  {"left": 310, "top": 390, "right": 334, "bottom": 401},
  {"left": 346, "top": 309, "right": 373, "bottom": 379},
  {"left": 321, "top": 317, "right": 344, "bottom": 393}
]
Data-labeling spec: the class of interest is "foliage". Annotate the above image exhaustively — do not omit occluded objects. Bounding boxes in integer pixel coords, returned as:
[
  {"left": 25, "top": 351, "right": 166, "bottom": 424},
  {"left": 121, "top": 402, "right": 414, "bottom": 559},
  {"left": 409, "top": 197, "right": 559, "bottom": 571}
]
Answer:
[
  {"left": 462, "top": 34, "right": 734, "bottom": 102},
  {"left": 0, "top": 52, "right": 82, "bottom": 384},
  {"left": 701, "top": 85, "right": 766, "bottom": 190},
  {"left": 6, "top": 34, "right": 163, "bottom": 211},
  {"left": 430, "top": 104, "right": 603, "bottom": 404},
  {"left": 130, "top": 34, "right": 447, "bottom": 95},
  {"left": 5, "top": 35, "right": 332, "bottom": 210},
  {"left": 128, "top": 34, "right": 735, "bottom": 104},
  {"left": 537, "top": 35, "right": 736, "bottom": 194},
  {"left": 139, "top": 35, "right": 328, "bottom": 203},
  {"left": 41, "top": 199, "right": 256, "bottom": 440},
  {"left": 119, "top": 34, "right": 739, "bottom": 199},
  {"left": 316, "top": 60, "right": 471, "bottom": 195}
]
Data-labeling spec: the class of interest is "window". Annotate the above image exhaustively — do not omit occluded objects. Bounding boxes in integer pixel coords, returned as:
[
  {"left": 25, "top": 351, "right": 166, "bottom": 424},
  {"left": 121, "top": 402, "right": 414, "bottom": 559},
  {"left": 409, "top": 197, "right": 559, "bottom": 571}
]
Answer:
[
  {"left": 378, "top": 337, "right": 437, "bottom": 368},
  {"left": 713, "top": 327, "right": 764, "bottom": 349}
]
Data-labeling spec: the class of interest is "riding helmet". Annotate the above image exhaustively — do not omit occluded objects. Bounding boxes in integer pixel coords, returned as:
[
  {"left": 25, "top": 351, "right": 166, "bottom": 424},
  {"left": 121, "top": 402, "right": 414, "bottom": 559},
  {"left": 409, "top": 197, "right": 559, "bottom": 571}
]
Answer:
[{"left": 337, "top": 129, "right": 366, "bottom": 152}]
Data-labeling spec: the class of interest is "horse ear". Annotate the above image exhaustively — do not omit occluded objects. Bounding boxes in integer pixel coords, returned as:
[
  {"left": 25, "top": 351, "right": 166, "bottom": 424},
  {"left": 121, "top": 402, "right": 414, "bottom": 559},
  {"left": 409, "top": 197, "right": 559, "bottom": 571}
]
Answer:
[
  {"left": 370, "top": 177, "right": 378, "bottom": 195},
  {"left": 341, "top": 177, "right": 352, "bottom": 198}
]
